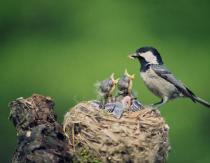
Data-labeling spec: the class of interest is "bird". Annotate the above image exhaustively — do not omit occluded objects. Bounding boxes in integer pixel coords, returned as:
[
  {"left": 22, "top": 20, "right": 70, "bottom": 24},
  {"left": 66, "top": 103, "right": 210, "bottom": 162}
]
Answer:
[
  {"left": 129, "top": 46, "right": 210, "bottom": 108},
  {"left": 96, "top": 73, "right": 119, "bottom": 106},
  {"left": 117, "top": 69, "right": 135, "bottom": 98},
  {"left": 116, "top": 69, "right": 143, "bottom": 111},
  {"left": 104, "top": 96, "right": 131, "bottom": 119}
]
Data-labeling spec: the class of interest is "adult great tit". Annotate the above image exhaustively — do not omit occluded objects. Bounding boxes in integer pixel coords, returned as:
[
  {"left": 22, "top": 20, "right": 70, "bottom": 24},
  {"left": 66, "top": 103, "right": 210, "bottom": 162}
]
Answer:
[{"left": 129, "top": 46, "right": 210, "bottom": 108}]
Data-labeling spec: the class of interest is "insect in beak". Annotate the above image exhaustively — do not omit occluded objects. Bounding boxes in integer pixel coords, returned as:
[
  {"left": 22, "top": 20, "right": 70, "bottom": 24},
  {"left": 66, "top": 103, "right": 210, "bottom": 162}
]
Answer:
[{"left": 128, "top": 53, "right": 138, "bottom": 59}]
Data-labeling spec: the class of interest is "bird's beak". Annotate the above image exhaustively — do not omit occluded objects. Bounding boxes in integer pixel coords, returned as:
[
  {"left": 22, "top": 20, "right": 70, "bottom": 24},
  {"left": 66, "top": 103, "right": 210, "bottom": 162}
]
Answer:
[
  {"left": 110, "top": 73, "right": 119, "bottom": 84},
  {"left": 130, "top": 74, "right": 135, "bottom": 80},
  {"left": 114, "top": 78, "right": 119, "bottom": 84},
  {"left": 124, "top": 69, "right": 135, "bottom": 80},
  {"left": 128, "top": 53, "right": 138, "bottom": 59},
  {"left": 110, "top": 73, "right": 115, "bottom": 80}
]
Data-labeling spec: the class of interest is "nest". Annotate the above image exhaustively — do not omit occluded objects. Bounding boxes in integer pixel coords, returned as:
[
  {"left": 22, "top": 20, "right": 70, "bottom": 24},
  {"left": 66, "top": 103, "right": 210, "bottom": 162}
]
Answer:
[{"left": 63, "top": 102, "right": 170, "bottom": 163}]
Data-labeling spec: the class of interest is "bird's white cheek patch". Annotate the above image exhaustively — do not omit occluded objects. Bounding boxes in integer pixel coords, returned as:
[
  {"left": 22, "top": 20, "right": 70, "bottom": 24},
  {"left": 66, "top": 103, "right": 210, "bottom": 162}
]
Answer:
[{"left": 140, "top": 51, "right": 158, "bottom": 64}]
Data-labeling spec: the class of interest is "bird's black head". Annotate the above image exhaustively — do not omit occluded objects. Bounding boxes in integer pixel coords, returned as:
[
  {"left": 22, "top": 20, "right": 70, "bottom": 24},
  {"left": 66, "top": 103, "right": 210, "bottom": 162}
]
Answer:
[{"left": 129, "top": 47, "right": 164, "bottom": 66}]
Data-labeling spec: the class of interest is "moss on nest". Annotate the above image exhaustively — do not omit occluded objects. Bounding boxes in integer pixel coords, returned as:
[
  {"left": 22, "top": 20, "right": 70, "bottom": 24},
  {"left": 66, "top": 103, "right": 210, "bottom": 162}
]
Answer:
[{"left": 63, "top": 102, "right": 170, "bottom": 163}]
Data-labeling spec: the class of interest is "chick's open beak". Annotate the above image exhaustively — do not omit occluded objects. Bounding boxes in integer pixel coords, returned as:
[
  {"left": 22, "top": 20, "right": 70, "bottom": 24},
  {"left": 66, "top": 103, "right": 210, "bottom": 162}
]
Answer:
[
  {"left": 130, "top": 74, "right": 135, "bottom": 80},
  {"left": 128, "top": 53, "right": 138, "bottom": 59},
  {"left": 114, "top": 78, "right": 119, "bottom": 84},
  {"left": 124, "top": 69, "right": 135, "bottom": 80},
  {"left": 110, "top": 73, "right": 119, "bottom": 85}
]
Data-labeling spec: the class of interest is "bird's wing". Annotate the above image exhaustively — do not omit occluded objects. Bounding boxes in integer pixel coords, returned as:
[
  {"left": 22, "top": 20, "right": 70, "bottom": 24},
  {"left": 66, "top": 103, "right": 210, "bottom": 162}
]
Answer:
[{"left": 150, "top": 64, "right": 196, "bottom": 101}]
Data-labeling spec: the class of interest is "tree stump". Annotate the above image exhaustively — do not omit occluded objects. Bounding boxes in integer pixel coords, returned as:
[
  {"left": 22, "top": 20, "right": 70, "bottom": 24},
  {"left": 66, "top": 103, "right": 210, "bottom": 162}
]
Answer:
[{"left": 9, "top": 94, "right": 76, "bottom": 163}]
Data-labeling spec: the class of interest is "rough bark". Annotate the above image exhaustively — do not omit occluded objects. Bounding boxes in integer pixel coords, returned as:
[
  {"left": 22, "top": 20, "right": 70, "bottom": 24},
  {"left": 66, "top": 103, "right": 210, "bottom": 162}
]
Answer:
[{"left": 9, "top": 94, "right": 76, "bottom": 163}]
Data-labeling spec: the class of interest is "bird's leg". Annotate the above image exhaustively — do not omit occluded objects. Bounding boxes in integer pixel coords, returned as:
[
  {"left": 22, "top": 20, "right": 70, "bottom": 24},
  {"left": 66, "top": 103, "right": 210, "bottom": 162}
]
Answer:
[
  {"left": 152, "top": 99, "right": 164, "bottom": 106},
  {"left": 152, "top": 97, "right": 168, "bottom": 109}
]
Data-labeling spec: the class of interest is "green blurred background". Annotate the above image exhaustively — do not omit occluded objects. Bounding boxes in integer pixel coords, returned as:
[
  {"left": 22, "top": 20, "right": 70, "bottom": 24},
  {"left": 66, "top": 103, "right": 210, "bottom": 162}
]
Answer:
[{"left": 1, "top": 0, "right": 210, "bottom": 162}]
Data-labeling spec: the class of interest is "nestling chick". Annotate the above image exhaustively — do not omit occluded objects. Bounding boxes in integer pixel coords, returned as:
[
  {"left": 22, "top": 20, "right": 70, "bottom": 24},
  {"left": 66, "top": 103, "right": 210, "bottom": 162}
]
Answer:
[
  {"left": 116, "top": 69, "right": 143, "bottom": 112},
  {"left": 105, "top": 96, "right": 131, "bottom": 119},
  {"left": 117, "top": 69, "right": 136, "bottom": 100},
  {"left": 96, "top": 73, "right": 119, "bottom": 106}
]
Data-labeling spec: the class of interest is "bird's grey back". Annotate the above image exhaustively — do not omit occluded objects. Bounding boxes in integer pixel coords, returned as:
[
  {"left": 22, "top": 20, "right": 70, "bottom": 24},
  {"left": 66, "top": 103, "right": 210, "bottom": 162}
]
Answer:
[{"left": 150, "top": 64, "right": 196, "bottom": 101}]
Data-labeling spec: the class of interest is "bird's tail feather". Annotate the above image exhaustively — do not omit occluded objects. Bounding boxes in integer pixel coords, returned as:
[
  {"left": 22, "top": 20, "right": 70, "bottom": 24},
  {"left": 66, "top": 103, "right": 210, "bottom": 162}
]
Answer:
[{"left": 193, "top": 96, "right": 210, "bottom": 108}]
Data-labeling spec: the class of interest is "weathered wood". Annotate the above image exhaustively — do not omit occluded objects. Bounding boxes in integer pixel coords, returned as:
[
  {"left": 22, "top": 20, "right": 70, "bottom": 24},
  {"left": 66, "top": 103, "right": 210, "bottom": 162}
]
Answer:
[{"left": 9, "top": 94, "right": 76, "bottom": 163}]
